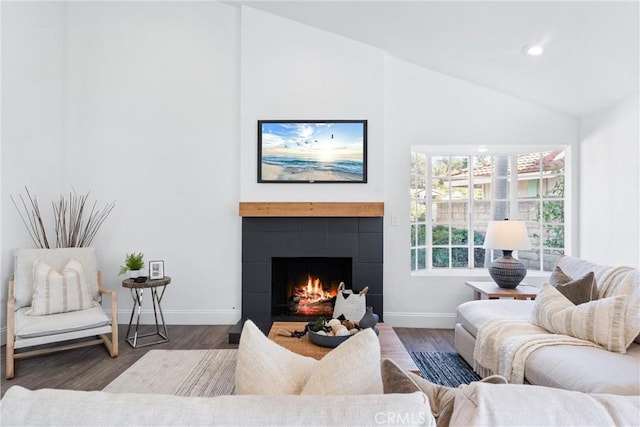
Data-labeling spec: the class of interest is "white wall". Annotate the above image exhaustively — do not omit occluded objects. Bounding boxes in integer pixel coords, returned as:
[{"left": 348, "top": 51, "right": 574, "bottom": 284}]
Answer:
[
  {"left": 1, "top": 2, "right": 67, "bottom": 332},
  {"left": 2, "top": 2, "right": 242, "bottom": 334},
  {"left": 579, "top": 94, "right": 640, "bottom": 267},
  {"left": 239, "top": 7, "right": 384, "bottom": 202},
  {"left": 383, "top": 57, "right": 579, "bottom": 327}
]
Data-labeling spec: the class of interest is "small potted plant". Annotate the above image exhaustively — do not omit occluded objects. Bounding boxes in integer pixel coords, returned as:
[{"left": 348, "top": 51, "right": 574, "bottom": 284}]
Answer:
[{"left": 119, "top": 252, "right": 145, "bottom": 279}]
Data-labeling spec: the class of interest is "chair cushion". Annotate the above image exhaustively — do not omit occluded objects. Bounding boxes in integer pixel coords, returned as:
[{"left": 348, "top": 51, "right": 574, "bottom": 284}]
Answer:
[
  {"left": 15, "top": 306, "right": 110, "bottom": 339},
  {"left": 26, "top": 259, "right": 97, "bottom": 315},
  {"left": 13, "top": 248, "right": 100, "bottom": 309}
]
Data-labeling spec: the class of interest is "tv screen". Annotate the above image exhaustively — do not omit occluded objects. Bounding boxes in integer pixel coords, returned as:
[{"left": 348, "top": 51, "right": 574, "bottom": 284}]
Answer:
[{"left": 258, "top": 120, "right": 367, "bottom": 183}]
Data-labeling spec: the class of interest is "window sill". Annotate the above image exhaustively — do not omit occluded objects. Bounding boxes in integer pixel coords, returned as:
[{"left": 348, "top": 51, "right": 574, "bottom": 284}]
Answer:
[{"left": 411, "top": 268, "right": 551, "bottom": 278}]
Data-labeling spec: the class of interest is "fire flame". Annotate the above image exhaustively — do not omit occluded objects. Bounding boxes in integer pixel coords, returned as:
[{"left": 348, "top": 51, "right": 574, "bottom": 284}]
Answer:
[
  {"left": 289, "top": 275, "right": 338, "bottom": 316},
  {"left": 296, "top": 275, "right": 333, "bottom": 304}
]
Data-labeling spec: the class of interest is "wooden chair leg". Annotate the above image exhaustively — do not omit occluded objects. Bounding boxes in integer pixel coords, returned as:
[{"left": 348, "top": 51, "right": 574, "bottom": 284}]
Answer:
[
  {"left": 6, "top": 278, "right": 16, "bottom": 379},
  {"left": 6, "top": 345, "right": 15, "bottom": 379},
  {"left": 111, "top": 325, "right": 119, "bottom": 357}
]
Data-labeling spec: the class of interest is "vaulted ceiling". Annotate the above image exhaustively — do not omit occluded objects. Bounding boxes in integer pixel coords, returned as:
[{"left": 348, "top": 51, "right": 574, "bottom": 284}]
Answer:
[{"left": 237, "top": 1, "right": 639, "bottom": 118}]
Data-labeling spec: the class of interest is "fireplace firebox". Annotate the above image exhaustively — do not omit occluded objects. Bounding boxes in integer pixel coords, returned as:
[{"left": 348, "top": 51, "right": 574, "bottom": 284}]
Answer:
[{"left": 271, "top": 257, "right": 352, "bottom": 318}]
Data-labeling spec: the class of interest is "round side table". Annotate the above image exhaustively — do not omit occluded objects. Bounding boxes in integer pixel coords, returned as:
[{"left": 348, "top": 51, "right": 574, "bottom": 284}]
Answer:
[{"left": 122, "top": 276, "right": 171, "bottom": 348}]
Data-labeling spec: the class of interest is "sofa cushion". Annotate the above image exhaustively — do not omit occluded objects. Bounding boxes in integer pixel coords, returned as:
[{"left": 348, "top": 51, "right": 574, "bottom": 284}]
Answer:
[
  {"left": 0, "top": 386, "right": 435, "bottom": 427},
  {"left": 26, "top": 259, "right": 97, "bottom": 316},
  {"left": 531, "top": 284, "right": 627, "bottom": 353},
  {"left": 235, "top": 319, "right": 383, "bottom": 395},
  {"left": 449, "top": 381, "right": 640, "bottom": 426},
  {"left": 525, "top": 342, "right": 640, "bottom": 395},
  {"left": 456, "top": 299, "right": 533, "bottom": 337}
]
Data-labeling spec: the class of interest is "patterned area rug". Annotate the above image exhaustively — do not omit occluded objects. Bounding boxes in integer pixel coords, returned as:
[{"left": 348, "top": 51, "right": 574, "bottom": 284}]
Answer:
[
  {"left": 410, "top": 351, "right": 481, "bottom": 387},
  {"left": 103, "top": 349, "right": 237, "bottom": 396}
]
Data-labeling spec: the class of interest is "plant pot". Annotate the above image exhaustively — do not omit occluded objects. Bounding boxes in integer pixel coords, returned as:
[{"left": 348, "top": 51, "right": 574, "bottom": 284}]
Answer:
[{"left": 129, "top": 269, "right": 143, "bottom": 279}]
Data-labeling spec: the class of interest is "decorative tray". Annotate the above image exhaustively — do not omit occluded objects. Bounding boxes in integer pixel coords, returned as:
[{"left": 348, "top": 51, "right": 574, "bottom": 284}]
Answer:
[
  {"left": 307, "top": 329, "right": 352, "bottom": 348},
  {"left": 307, "top": 326, "right": 379, "bottom": 348}
]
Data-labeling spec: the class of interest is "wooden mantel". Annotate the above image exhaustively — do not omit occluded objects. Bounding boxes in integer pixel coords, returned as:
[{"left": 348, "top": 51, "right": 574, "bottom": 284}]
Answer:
[{"left": 239, "top": 202, "right": 384, "bottom": 217}]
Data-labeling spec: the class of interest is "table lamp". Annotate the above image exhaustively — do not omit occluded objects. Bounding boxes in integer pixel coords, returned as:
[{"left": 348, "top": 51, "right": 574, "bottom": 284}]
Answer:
[{"left": 483, "top": 219, "right": 532, "bottom": 289}]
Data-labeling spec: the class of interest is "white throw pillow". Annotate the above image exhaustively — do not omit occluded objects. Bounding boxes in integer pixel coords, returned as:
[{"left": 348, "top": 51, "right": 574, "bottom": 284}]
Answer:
[
  {"left": 300, "top": 326, "right": 383, "bottom": 395},
  {"left": 234, "top": 320, "right": 383, "bottom": 395},
  {"left": 530, "top": 284, "right": 627, "bottom": 353},
  {"left": 235, "top": 320, "right": 317, "bottom": 394},
  {"left": 26, "top": 258, "right": 96, "bottom": 316}
]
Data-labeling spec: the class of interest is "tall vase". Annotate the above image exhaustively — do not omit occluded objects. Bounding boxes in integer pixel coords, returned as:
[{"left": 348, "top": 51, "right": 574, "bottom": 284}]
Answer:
[{"left": 359, "top": 306, "right": 379, "bottom": 329}]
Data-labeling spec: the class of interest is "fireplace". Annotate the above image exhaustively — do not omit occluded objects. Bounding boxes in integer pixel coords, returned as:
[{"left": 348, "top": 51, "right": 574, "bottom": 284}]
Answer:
[
  {"left": 271, "top": 257, "right": 351, "bottom": 318},
  {"left": 230, "top": 212, "right": 383, "bottom": 343}
]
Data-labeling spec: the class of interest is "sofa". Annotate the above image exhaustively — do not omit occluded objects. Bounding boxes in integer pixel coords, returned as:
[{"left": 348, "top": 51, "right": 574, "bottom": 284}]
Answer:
[
  {"left": 455, "top": 255, "right": 640, "bottom": 395},
  {"left": 2, "top": 316, "right": 640, "bottom": 426},
  {"left": 2, "top": 362, "right": 639, "bottom": 426}
]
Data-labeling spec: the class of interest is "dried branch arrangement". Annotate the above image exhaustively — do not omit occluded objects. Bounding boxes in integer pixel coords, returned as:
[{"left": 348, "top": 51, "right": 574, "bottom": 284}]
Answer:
[{"left": 11, "top": 187, "right": 116, "bottom": 248}]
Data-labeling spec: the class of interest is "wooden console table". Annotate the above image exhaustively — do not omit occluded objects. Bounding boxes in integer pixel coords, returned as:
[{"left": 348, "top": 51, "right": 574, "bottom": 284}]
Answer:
[{"left": 466, "top": 281, "right": 539, "bottom": 300}]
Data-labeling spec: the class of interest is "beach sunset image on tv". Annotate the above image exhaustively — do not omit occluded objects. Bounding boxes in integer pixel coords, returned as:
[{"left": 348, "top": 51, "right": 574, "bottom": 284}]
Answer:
[{"left": 258, "top": 120, "right": 367, "bottom": 183}]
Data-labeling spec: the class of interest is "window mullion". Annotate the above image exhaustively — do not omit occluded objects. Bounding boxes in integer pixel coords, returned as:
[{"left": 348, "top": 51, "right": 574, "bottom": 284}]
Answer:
[
  {"left": 510, "top": 154, "right": 519, "bottom": 219},
  {"left": 468, "top": 156, "right": 474, "bottom": 268},
  {"left": 426, "top": 155, "right": 433, "bottom": 270}
]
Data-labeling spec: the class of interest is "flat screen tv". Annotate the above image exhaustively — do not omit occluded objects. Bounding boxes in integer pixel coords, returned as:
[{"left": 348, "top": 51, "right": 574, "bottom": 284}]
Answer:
[{"left": 258, "top": 120, "right": 367, "bottom": 183}]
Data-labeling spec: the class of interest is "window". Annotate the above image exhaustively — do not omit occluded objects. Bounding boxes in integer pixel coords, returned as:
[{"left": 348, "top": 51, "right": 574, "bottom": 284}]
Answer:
[{"left": 410, "top": 148, "right": 567, "bottom": 272}]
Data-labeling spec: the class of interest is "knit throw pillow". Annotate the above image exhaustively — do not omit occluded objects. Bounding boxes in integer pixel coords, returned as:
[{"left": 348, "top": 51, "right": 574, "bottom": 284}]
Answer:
[
  {"left": 530, "top": 284, "right": 627, "bottom": 353},
  {"left": 234, "top": 319, "right": 383, "bottom": 395},
  {"left": 26, "top": 258, "right": 96, "bottom": 316}
]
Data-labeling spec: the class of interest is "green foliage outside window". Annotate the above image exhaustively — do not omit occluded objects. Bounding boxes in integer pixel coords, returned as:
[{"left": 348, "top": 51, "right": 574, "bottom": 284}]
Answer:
[
  {"left": 535, "top": 173, "right": 565, "bottom": 249},
  {"left": 411, "top": 225, "right": 486, "bottom": 270}
]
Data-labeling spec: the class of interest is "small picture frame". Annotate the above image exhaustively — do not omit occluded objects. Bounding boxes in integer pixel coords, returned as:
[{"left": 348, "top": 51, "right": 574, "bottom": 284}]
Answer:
[{"left": 149, "top": 260, "right": 164, "bottom": 280}]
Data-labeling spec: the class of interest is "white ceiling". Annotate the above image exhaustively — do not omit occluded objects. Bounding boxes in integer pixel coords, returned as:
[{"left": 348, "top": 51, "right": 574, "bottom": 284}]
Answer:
[{"left": 238, "top": 1, "right": 639, "bottom": 117}]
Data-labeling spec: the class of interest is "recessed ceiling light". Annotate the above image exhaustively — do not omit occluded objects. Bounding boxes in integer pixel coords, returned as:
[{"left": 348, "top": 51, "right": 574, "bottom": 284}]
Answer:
[{"left": 524, "top": 44, "right": 544, "bottom": 56}]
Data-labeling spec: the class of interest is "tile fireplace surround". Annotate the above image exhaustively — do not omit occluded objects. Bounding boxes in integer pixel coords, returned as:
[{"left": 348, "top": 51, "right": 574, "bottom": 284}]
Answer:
[{"left": 229, "top": 202, "right": 384, "bottom": 343}]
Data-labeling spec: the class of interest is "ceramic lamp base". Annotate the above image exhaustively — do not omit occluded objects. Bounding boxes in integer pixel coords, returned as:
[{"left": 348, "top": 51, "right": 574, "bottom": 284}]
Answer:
[{"left": 488, "top": 251, "right": 527, "bottom": 289}]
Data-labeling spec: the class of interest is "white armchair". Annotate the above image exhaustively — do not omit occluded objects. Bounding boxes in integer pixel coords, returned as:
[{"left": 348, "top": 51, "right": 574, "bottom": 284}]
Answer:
[{"left": 6, "top": 248, "right": 118, "bottom": 379}]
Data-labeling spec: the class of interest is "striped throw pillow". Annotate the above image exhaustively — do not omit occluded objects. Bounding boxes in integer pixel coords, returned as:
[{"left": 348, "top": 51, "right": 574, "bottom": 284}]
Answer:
[
  {"left": 531, "top": 284, "right": 627, "bottom": 353},
  {"left": 26, "top": 258, "right": 97, "bottom": 316}
]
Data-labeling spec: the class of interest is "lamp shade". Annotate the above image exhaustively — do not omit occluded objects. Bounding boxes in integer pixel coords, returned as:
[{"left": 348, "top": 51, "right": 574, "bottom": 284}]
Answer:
[{"left": 483, "top": 220, "right": 532, "bottom": 250}]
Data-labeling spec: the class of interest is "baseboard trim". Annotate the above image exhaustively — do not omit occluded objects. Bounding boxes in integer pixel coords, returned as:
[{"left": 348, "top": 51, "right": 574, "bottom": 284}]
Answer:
[{"left": 383, "top": 312, "right": 457, "bottom": 329}]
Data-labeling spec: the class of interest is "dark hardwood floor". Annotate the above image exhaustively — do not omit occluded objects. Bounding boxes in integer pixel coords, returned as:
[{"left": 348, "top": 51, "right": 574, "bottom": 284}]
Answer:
[{"left": 1, "top": 324, "right": 454, "bottom": 398}]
